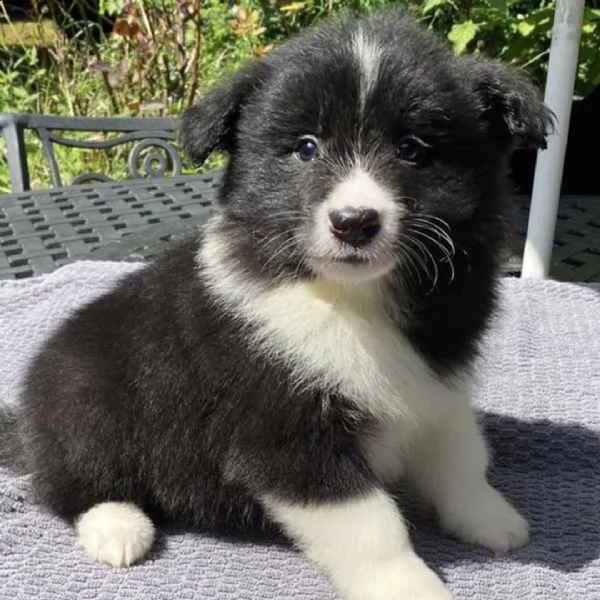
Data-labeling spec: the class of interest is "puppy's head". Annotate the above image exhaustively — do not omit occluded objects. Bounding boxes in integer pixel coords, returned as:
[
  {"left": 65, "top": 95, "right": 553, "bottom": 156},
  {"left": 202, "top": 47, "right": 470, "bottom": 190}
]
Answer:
[{"left": 182, "top": 11, "right": 552, "bottom": 286}]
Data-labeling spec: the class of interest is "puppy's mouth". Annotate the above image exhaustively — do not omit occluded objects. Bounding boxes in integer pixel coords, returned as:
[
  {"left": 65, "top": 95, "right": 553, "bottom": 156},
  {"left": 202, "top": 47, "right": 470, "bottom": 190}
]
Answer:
[
  {"left": 308, "top": 246, "right": 397, "bottom": 283},
  {"left": 335, "top": 254, "right": 368, "bottom": 264}
]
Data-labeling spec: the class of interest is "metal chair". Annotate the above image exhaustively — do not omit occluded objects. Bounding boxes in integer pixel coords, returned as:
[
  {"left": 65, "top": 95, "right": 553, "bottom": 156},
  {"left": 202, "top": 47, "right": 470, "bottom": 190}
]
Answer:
[
  {"left": 0, "top": 113, "right": 181, "bottom": 192},
  {"left": 0, "top": 114, "right": 219, "bottom": 278}
]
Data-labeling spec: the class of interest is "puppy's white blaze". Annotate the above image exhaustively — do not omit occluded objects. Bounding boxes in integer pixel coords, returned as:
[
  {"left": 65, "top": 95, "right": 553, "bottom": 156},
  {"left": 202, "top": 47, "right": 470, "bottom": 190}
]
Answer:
[
  {"left": 76, "top": 502, "right": 155, "bottom": 567},
  {"left": 199, "top": 223, "right": 459, "bottom": 422},
  {"left": 262, "top": 491, "right": 450, "bottom": 600},
  {"left": 352, "top": 28, "right": 381, "bottom": 113},
  {"left": 324, "top": 168, "right": 397, "bottom": 214}
]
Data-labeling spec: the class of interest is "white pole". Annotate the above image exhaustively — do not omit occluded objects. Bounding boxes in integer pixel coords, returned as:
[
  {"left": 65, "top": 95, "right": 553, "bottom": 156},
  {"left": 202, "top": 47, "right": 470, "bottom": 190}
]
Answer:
[{"left": 520, "top": 0, "right": 585, "bottom": 279}]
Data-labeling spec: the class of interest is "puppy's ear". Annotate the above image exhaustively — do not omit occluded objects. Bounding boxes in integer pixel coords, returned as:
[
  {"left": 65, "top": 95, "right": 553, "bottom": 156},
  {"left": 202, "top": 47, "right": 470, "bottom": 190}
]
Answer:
[
  {"left": 180, "top": 62, "right": 265, "bottom": 166},
  {"left": 461, "top": 57, "right": 555, "bottom": 151}
]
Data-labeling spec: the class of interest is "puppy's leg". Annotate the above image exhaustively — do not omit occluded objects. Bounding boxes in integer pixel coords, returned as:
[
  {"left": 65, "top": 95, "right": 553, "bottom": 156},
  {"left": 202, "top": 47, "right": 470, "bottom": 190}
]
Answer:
[
  {"left": 75, "top": 502, "right": 155, "bottom": 567},
  {"left": 264, "top": 489, "right": 451, "bottom": 600},
  {"left": 407, "top": 398, "right": 529, "bottom": 554}
]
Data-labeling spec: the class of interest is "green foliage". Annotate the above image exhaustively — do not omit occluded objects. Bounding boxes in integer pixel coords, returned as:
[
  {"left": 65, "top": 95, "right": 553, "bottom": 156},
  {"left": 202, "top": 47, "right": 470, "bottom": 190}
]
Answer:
[
  {"left": 448, "top": 20, "right": 479, "bottom": 54},
  {"left": 0, "top": 0, "right": 599, "bottom": 192},
  {"left": 419, "top": 0, "right": 600, "bottom": 91}
]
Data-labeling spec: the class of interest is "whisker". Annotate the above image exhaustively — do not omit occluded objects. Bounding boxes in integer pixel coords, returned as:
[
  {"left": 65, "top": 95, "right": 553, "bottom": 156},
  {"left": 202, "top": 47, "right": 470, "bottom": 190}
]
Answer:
[
  {"left": 395, "top": 240, "right": 422, "bottom": 285},
  {"left": 396, "top": 236, "right": 432, "bottom": 286},
  {"left": 256, "top": 230, "right": 294, "bottom": 252},
  {"left": 406, "top": 226, "right": 455, "bottom": 260},
  {"left": 409, "top": 213, "right": 452, "bottom": 231},
  {"left": 405, "top": 235, "right": 438, "bottom": 291},
  {"left": 261, "top": 237, "right": 298, "bottom": 274},
  {"left": 405, "top": 226, "right": 456, "bottom": 286},
  {"left": 394, "top": 195, "right": 421, "bottom": 206},
  {"left": 407, "top": 218, "right": 454, "bottom": 246},
  {"left": 267, "top": 210, "right": 309, "bottom": 220}
]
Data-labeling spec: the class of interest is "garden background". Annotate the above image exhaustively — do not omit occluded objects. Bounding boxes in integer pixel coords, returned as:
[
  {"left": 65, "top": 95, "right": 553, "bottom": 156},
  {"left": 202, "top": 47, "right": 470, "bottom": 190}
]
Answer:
[{"left": 1, "top": 0, "right": 599, "bottom": 192}]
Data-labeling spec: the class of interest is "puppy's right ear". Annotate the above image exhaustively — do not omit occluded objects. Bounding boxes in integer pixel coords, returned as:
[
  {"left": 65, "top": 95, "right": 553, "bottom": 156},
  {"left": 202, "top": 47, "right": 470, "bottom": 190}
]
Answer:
[
  {"left": 180, "top": 62, "right": 264, "bottom": 166},
  {"left": 458, "top": 56, "right": 554, "bottom": 152}
]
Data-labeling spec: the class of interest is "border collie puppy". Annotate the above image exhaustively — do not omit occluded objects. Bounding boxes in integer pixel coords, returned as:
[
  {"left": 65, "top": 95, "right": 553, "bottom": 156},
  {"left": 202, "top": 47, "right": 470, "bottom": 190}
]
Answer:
[{"left": 15, "top": 10, "right": 551, "bottom": 600}]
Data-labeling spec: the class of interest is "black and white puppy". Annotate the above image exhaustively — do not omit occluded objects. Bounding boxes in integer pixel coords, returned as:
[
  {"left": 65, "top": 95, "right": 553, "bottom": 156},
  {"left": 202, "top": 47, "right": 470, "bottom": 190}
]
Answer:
[{"left": 16, "top": 10, "right": 551, "bottom": 600}]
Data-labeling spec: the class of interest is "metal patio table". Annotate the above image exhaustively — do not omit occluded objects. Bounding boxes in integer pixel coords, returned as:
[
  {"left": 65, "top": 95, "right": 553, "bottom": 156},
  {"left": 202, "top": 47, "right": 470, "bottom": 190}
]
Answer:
[
  {"left": 0, "top": 174, "right": 220, "bottom": 279},
  {"left": 0, "top": 112, "right": 221, "bottom": 279},
  {"left": 1, "top": 174, "right": 598, "bottom": 281},
  {"left": 0, "top": 0, "right": 597, "bottom": 281}
]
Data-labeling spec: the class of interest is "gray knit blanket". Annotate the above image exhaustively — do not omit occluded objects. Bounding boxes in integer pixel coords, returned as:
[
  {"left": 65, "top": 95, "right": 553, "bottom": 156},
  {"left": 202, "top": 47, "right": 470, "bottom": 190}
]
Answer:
[{"left": 1, "top": 261, "right": 599, "bottom": 600}]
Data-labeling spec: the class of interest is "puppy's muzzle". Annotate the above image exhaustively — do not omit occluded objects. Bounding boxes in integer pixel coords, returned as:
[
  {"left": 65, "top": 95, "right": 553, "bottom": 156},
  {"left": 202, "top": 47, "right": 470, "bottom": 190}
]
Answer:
[{"left": 329, "top": 207, "right": 381, "bottom": 248}]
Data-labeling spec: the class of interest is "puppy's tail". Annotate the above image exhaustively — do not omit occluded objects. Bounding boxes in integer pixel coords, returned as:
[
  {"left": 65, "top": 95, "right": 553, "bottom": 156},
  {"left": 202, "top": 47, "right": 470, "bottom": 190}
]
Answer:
[{"left": 0, "top": 405, "right": 27, "bottom": 472}]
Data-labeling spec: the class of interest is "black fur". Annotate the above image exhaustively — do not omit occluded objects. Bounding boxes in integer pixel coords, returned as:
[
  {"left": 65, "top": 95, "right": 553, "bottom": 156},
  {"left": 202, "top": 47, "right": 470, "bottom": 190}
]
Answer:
[
  {"left": 16, "top": 11, "right": 550, "bottom": 533},
  {"left": 21, "top": 240, "right": 373, "bottom": 527}
]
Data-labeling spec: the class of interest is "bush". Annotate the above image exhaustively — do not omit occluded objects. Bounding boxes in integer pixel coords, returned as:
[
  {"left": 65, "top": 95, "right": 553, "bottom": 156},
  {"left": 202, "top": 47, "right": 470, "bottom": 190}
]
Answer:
[{"left": 1, "top": 0, "right": 599, "bottom": 191}]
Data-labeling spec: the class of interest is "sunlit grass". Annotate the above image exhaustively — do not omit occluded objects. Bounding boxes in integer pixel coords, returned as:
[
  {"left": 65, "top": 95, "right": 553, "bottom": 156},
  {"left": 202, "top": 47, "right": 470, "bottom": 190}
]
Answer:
[{"left": 0, "top": 19, "right": 58, "bottom": 47}]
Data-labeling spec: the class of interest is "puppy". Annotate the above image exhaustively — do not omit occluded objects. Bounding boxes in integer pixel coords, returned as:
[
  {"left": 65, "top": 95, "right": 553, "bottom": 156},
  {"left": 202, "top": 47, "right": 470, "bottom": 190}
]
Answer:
[{"left": 14, "top": 10, "right": 551, "bottom": 600}]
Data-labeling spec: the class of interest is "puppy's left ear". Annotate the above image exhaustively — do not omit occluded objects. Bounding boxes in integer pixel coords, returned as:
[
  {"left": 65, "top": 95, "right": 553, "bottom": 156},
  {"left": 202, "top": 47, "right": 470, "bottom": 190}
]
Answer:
[
  {"left": 180, "top": 61, "right": 266, "bottom": 166},
  {"left": 461, "top": 57, "right": 555, "bottom": 151}
]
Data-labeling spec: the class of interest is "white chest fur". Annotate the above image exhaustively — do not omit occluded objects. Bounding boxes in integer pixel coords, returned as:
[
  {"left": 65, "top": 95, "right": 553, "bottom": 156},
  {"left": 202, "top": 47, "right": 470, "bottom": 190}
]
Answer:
[{"left": 199, "top": 229, "right": 467, "bottom": 480}]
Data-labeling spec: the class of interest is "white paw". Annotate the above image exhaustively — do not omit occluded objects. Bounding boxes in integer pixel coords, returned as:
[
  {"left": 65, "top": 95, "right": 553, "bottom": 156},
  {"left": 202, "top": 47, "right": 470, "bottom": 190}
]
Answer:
[
  {"left": 75, "top": 502, "right": 155, "bottom": 567},
  {"left": 346, "top": 557, "right": 452, "bottom": 600},
  {"left": 441, "top": 485, "right": 529, "bottom": 554}
]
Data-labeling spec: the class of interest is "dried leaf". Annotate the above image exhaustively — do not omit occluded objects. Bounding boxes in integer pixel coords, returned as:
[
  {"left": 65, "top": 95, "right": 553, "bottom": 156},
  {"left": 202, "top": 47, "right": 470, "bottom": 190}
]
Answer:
[
  {"left": 113, "top": 16, "right": 144, "bottom": 39},
  {"left": 254, "top": 44, "right": 274, "bottom": 58},
  {"left": 230, "top": 9, "right": 264, "bottom": 36},
  {"left": 107, "top": 58, "right": 129, "bottom": 87},
  {"left": 87, "top": 59, "right": 111, "bottom": 73},
  {"left": 128, "top": 101, "right": 141, "bottom": 113},
  {"left": 136, "top": 35, "right": 155, "bottom": 54},
  {"left": 139, "top": 100, "right": 167, "bottom": 112},
  {"left": 179, "top": 2, "right": 196, "bottom": 18}
]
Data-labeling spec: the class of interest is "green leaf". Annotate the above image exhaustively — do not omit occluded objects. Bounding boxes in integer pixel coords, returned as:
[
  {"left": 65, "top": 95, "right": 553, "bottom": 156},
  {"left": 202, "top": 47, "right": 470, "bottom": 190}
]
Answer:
[
  {"left": 585, "top": 8, "right": 600, "bottom": 21},
  {"left": 448, "top": 20, "right": 479, "bottom": 54},
  {"left": 99, "top": 0, "right": 125, "bottom": 16},
  {"left": 488, "top": 0, "right": 507, "bottom": 11},
  {"left": 422, "top": 0, "right": 448, "bottom": 14},
  {"left": 583, "top": 23, "right": 595, "bottom": 35},
  {"left": 517, "top": 7, "right": 554, "bottom": 30},
  {"left": 280, "top": 2, "right": 310, "bottom": 13},
  {"left": 517, "top": 21, "right": 536, "bottom": 36}
]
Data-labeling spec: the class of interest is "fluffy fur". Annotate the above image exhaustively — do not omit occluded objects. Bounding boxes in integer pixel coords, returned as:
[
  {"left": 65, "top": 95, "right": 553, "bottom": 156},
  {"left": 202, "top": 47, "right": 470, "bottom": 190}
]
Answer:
[
  {"left": 12, "top": 10, "right": 551, "bottom": 600},
  {"left": 75, "top": 502, "right": 155, "bottom": 567}
]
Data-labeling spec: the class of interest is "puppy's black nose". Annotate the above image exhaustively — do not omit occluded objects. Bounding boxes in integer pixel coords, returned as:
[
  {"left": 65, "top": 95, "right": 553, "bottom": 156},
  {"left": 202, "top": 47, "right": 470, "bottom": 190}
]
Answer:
[{"left": 329, "top": 208, "right": 381, "bottom": 247}]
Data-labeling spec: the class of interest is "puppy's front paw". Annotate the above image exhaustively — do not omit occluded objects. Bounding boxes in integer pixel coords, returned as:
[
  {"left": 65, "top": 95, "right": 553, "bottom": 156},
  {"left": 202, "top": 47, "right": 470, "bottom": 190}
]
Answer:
[
  {"left": 347, "top": 557, "right": 452, "bottom": 600},
  {"left": 75, "top": 502, "right": 155, "bottom": 567},
  {"left": 442, "top": 485, "right": 529, "bottom": 554}
]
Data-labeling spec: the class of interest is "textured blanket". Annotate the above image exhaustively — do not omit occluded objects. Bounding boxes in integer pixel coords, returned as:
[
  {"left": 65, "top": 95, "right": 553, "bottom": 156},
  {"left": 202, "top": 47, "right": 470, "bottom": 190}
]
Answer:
[{"left": 1, "top": 261, "right": 599, "bottom": 600}]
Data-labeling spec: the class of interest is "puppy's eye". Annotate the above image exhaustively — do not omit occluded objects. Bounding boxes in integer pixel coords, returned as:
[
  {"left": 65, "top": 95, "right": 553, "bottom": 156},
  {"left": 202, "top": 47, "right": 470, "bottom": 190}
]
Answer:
[
  {"left": 396, "top": 136, "right": 427, "bottom": 165},
  {"left": 294, "top": 137, "right": 319, "bottom": 161}
]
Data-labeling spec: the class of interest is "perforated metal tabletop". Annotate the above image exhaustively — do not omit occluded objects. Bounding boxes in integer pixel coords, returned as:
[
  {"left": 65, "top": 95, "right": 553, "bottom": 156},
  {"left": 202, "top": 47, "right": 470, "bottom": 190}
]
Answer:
[
  {"left": 1, "top": 173, "right": 599, "bottom": 282},
  {"left": 511, "top": 194, "right": 600, "bottom": 282},
  {"left": 0, "top": 173, "right": 220, "bottom": 279}
]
